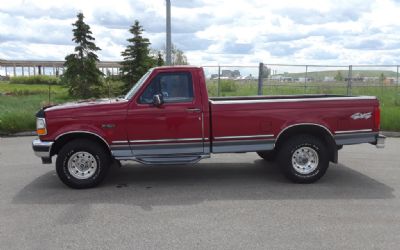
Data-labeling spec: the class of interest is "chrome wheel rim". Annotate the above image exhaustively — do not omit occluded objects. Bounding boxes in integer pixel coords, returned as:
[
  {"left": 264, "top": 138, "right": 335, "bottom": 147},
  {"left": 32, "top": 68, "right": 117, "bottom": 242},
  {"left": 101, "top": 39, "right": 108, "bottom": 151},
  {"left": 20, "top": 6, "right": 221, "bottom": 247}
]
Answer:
[
  {"left": 291, "top": 147, "right": 319, "bottom": 175},
  {"left": 67, "top": 151, "right": 97, "bottom": 179}
]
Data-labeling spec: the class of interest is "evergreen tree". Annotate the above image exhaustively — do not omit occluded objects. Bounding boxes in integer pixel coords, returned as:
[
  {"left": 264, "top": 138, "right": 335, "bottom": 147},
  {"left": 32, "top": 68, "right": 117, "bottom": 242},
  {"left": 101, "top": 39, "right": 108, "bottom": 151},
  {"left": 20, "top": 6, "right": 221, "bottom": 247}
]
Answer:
[
  {"left": 120, "top": 20, "right": 156, "bottom": 91},
  {"left": 63, "top": 12, "right": 103, "bottom": 98},
  {"left": 157, "top": 51, "right": 164, "bottom": 66}
]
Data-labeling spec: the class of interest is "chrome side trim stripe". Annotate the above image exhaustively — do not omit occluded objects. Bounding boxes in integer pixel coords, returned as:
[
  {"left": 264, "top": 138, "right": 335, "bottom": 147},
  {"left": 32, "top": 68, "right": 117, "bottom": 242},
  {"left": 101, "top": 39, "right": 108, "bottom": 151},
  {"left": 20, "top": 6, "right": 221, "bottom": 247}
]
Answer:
[
  {"left": 130, "top": 138, "right": 204, "bottom": 143},
  {"left": 111, "top": 149, "right": 134, "bottom": 158},
  {"left": 214, "top": 134, "right": 274, "bottom": 140},
  {"left": 212, "top": 139, "right": 275, "bottom": 153},
  {"left": 210, "top": 96, "right": 376, "bottom": 105},
  {"left": 335, "top": 129, "right": 373, "bottom": 134}
]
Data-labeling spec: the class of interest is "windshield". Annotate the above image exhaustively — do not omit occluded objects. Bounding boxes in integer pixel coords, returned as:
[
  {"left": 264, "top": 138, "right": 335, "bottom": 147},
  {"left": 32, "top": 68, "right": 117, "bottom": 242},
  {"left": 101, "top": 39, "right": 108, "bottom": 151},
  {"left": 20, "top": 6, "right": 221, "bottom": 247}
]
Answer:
[{"left": 123, "top": 69, "right": 154, "bottom": 100}]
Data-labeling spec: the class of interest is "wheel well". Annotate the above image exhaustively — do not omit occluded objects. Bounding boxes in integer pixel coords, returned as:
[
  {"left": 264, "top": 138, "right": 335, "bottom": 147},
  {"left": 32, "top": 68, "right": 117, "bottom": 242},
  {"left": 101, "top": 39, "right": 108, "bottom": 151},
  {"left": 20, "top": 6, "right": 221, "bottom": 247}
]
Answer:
[
  {"left": 50, "top": 132, "right": 110, "bottom": 157},
  {"left": 275, "top": 125, "right": 338, "bottom": 163}
]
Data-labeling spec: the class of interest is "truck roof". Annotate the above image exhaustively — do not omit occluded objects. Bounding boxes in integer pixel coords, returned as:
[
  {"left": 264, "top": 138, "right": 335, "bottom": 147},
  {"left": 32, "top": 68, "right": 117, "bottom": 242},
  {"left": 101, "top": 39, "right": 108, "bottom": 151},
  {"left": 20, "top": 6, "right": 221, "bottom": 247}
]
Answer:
[{"left": 153, "top": 65, "right": 202, "bottom": 71}]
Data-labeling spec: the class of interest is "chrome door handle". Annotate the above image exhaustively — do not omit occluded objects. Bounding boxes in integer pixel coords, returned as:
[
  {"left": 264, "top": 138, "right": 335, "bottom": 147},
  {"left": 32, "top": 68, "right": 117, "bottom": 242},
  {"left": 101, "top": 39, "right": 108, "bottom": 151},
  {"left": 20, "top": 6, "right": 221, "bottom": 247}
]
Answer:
[{"left": 186, "top": 108, "right": 201, "bottom": 113}]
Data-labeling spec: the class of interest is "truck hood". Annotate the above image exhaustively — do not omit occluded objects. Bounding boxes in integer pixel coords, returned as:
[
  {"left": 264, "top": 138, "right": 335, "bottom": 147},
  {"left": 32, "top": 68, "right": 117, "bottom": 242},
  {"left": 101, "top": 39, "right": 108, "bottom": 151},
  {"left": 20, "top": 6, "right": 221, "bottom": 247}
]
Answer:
[
  {"left": 44, "top": 98, "right": 129, "bottom": 117},
  {"left": 45, "top": 98, "right": 123, "bottom": 110}
]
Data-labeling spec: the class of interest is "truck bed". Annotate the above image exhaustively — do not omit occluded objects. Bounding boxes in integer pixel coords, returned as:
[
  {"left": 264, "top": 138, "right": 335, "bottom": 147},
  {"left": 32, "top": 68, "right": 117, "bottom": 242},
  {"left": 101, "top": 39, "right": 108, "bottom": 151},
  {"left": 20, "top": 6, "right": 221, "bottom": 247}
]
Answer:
[{"left": 208, "top": 94, "right": 379, "bottom": 153}]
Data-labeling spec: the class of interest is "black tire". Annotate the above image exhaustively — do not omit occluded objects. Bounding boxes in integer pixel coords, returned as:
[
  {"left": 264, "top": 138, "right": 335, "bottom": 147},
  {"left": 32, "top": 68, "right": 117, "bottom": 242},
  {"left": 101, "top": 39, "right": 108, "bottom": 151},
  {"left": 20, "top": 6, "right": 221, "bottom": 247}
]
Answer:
[
  {"left": 257, "top": 150, "right": 276, "bottom": 162},
  {"left": 277, "top": 135, "right": 329, "bottom": 183},
  {"left": 56, "top": 139, "right": 111, "bottom": 189}
]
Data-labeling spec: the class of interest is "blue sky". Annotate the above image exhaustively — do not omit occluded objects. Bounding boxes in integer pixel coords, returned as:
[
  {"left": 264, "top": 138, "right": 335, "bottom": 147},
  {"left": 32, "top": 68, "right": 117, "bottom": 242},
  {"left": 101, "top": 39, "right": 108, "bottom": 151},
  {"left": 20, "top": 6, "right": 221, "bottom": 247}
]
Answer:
[{"left": 1, "top": 0, "right": 400, "bottom": 66}]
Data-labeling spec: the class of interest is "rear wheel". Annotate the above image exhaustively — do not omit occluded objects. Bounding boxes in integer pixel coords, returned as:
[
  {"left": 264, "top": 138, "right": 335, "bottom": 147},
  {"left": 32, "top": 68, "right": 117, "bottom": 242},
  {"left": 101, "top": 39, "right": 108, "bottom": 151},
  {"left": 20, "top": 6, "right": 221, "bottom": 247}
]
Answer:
[
  {"left": 56, "top": 139, "right": 111, "bottom": 189},
  {"left": 257, "top": 150, "right": 276, "bottom": 162},
  {"left": 277, "top": 135, "right": 329, "bottom": 183}
]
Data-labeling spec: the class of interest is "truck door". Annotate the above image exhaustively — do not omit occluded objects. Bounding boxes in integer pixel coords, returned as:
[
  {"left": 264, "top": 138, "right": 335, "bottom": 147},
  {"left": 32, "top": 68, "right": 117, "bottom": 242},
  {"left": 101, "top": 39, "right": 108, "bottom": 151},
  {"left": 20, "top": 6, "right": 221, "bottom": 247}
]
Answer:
[{"left": 127, "top": 71, "right": 204, "bottom": 156}]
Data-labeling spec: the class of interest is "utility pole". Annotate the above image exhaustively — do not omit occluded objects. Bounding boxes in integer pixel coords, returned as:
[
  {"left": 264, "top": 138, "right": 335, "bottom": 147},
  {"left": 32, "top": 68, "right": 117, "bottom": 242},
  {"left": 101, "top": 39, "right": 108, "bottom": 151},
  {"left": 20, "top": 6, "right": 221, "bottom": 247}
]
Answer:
[{"left": 166, "top": 0, "right": 172, "bottom": 65}]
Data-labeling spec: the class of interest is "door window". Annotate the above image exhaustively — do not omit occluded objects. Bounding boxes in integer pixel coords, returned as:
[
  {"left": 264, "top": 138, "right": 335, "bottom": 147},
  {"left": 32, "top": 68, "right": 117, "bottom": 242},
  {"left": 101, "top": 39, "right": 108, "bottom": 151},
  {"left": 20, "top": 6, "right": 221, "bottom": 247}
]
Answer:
[{"left": 139, "top": 72, "right": 194, "bottom": 104}]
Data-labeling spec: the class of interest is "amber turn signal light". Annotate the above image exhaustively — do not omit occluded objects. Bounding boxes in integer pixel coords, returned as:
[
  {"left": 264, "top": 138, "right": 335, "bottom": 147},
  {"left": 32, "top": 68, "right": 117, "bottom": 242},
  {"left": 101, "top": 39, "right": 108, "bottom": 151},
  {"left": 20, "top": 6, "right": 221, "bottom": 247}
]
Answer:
[
  {"left": 36, "top": 118, "right": 47, "bottom": 136},
  {"left": 36, "top": 128, "right": 47, "bottom": 136}
]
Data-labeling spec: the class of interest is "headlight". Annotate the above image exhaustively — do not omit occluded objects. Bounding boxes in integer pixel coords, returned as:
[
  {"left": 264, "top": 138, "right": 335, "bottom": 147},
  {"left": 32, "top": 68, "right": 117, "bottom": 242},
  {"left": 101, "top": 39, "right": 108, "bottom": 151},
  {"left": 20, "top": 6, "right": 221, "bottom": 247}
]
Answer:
[{"left": 36, "top": 118, "right": 47, "bottom": 136}]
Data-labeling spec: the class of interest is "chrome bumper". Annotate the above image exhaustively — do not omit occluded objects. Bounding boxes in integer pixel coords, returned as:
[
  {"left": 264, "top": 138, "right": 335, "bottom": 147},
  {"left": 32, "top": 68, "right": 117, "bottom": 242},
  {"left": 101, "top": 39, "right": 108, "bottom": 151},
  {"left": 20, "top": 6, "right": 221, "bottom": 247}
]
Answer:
[
  {"left": 376, "top": 134, "right": 386, "bottom": 149},
  {"left": 32, "top": 139, "right": 54, "bottom": 158}
]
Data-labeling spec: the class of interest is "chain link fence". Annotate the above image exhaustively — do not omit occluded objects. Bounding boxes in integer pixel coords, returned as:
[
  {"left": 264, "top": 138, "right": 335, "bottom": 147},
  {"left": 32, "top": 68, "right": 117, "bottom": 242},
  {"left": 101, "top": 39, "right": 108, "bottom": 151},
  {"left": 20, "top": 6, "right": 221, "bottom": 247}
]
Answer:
[
  {"left": 1, "top": 62, "right": 400, "bottom": 132},
  {"left": 202, "top": 65, "right": 260, "bottom": 97},
  {"left": 202, "top": 63, "right": 400, "bottom": 98},
  {"left": 1, "top": 62, "right": 400, "bottom": 101}
]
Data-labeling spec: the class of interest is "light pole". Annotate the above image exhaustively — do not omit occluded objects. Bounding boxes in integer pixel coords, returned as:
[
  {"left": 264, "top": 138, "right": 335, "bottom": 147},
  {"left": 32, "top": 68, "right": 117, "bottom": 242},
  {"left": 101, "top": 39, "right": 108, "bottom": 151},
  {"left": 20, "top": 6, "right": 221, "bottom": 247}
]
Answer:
[{"left": 166, "top": 0, "right": 172, "bottom": 65}]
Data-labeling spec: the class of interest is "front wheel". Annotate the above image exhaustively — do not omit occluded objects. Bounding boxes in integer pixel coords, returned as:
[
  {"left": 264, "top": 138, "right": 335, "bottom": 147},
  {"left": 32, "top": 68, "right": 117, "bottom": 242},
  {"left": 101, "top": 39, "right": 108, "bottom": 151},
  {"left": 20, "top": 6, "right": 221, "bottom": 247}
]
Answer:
[
  {"left": 277, "top": 135, "right": 329, "bottom": 183},
  {"left": 56, "top": 139, "right": 111, "bottom": 189}
]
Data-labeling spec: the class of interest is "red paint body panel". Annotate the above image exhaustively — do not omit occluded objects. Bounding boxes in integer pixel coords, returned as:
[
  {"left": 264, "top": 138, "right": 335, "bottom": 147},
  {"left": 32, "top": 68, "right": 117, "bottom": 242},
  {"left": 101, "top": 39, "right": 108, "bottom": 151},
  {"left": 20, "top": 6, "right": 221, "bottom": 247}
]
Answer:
[
  {"left": 39, "top": 66, "right": 380, "bottom": 155},
  {"left": 210, "top": 99, "right": 379, "bottom": 140},
  {"left": 41, "top": 100, "right": 129, "bottom": 144},
  {"left": 126, "top": 68, "right": 204, "bottom": 143}
]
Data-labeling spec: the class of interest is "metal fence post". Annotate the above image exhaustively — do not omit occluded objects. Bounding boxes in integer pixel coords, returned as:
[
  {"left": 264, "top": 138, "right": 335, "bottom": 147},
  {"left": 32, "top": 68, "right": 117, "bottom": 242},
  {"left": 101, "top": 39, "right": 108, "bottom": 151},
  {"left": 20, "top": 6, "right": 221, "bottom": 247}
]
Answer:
[
  {"left": 347, "top": 65, "right": 352, "bottom": 96},
  {"left": 108, "top": 78, "right": 111, "bottom": 99},
  {"left": 264, "top": 64, "right": 268, "bottom": 95},
  {"left": 48, "top": 82, "right": 51, "bottom": 104},
  {"left": 304, "top": 65, "right": 308, "bottom": 93},
  {"left": 397, "top": 65, "right": 399, "bottom": 93},
  {"left": 217, "top": 65, "right": 221, "bottom": 97},
  {"left": 258, "top": 62, "right": 264, "bottom": 95},
  {"left": 381, "top": 69, "right": 384, "bottom": 96}
]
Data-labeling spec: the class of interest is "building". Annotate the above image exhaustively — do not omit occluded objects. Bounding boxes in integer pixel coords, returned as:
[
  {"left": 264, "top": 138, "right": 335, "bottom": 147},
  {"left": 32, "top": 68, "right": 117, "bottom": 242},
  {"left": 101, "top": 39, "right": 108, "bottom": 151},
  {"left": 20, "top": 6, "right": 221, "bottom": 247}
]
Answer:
[
  {"left": 221, "top": 69, "right": 241, "bottom": 78},
  {"left": 210, "top": 69, "right": 242, "bottom": 80},
  {"left": 323, "top": 76, "right": 335, "bottom": 82},
  {"left": 0, "top": 59, "right": 121, "bottom": 77}
]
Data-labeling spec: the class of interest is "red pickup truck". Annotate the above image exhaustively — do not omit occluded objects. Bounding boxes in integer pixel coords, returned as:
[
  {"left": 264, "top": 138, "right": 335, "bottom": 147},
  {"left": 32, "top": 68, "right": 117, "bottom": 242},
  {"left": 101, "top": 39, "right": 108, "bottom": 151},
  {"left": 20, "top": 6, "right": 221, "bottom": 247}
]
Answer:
[{"left": 32, "top": 66, "right": 385, "bottom": 188}]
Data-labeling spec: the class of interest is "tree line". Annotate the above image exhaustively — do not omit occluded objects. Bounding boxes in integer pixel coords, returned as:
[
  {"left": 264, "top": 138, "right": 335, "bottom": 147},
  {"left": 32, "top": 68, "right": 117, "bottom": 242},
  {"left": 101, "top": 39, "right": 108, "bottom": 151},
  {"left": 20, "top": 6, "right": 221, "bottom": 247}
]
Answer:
[{"left": 63, "top": 13, "right": 188, "bottom": 99}]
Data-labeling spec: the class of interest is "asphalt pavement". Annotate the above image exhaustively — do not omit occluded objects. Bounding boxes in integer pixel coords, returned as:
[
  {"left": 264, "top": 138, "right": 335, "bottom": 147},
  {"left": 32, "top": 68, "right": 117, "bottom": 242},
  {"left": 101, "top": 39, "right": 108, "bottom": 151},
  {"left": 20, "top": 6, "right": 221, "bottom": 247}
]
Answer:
[{"left": 0, "top": 136, "right": 399, "bottom": 250}]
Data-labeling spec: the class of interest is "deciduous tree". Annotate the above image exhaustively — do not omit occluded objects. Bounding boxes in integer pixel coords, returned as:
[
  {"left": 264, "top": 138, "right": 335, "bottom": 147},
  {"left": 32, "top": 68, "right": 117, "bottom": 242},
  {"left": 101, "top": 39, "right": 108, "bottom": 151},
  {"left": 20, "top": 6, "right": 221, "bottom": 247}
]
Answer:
[{"left": 161, "top": 43, "right": 189, "bottom": 65}]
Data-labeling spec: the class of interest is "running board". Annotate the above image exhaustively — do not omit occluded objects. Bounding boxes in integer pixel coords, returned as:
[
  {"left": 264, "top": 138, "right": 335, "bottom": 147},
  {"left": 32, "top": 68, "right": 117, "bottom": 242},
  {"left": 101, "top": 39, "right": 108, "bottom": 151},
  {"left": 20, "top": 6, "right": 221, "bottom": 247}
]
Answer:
[{"left": 115, "top": 155, "right": 210, "bottom": 165}]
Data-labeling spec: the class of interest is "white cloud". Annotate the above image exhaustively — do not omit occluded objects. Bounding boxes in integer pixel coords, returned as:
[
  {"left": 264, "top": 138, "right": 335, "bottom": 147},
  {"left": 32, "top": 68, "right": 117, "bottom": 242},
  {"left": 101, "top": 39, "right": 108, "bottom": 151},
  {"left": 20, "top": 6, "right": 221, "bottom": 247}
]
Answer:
[{"left": 1, "top": 0, "right": 400, "bottom": 66}]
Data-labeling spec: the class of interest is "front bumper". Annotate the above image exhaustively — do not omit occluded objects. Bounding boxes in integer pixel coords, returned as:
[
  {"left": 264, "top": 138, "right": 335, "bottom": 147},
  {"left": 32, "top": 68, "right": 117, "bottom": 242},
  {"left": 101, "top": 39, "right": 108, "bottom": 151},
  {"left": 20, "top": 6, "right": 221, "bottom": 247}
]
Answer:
[{"left": 32, "top": 139, "right": 54, "bottom": 161}]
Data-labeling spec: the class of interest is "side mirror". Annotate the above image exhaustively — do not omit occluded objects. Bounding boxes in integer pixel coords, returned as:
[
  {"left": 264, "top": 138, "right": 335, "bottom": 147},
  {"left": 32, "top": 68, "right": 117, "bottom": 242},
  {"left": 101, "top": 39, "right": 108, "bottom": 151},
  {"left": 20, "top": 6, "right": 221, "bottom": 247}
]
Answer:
[{"left": 152, "top": 94, "right": 164, "bottom": 107}]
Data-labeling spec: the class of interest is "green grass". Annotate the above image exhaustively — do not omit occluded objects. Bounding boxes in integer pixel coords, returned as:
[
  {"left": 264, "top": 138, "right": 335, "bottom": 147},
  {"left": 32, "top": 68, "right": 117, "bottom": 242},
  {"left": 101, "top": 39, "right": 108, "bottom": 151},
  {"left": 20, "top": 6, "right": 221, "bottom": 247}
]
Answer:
[
  {"left": 279, "top": 70, "right": 399, "bottom": 79},
  {"left": 0, "top": 82, "right": 72, "bottom": 133},
  {"left": 0, "top": 80, "right": 399, "bottom": 133},
  {"left": 10, "top": 75, "right": 60, "bottom": 85},
  {"left": 0, "top": 80, "right": 125, "bottom": 133}
]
